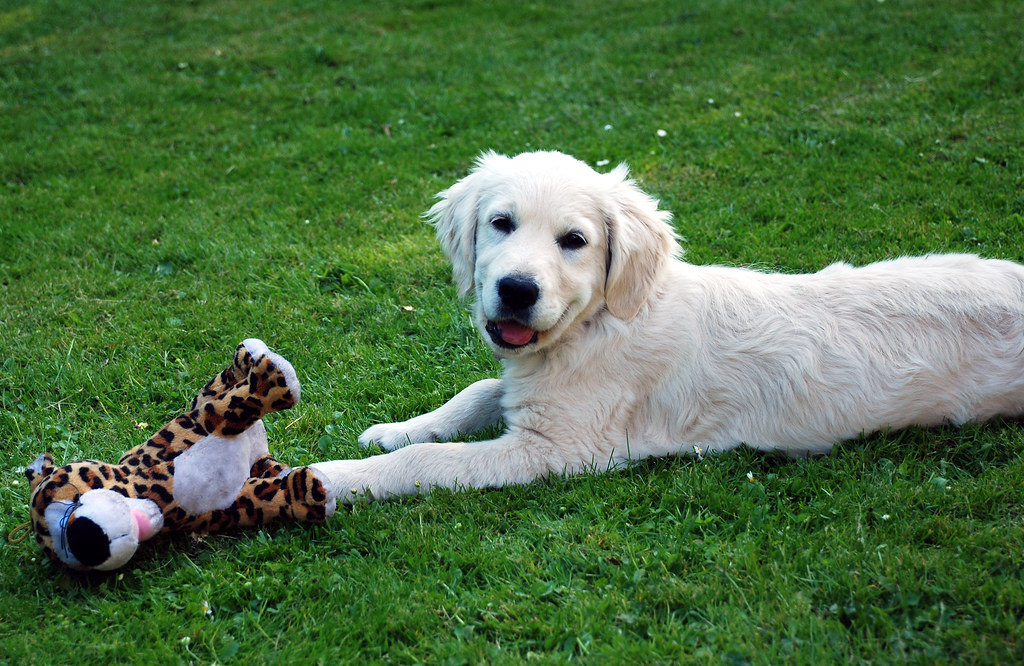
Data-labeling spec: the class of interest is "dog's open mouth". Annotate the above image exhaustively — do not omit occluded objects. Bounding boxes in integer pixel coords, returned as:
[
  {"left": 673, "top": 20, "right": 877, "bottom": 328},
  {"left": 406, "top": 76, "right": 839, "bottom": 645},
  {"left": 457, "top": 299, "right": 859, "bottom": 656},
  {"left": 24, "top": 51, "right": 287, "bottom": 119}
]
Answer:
[{"left": 486, "top": 320, "right": 539, "bottom": 349}]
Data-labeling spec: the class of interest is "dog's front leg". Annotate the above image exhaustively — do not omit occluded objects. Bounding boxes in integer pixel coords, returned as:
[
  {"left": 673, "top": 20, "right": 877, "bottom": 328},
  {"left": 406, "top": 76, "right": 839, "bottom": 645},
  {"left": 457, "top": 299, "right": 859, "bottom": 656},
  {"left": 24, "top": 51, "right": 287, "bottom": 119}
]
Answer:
[
  {"left": 312, "top": 433, "right": 546, "bottom": 502},
  {"left": 358, "top": 378, "right": 504, "bottom": 451}
]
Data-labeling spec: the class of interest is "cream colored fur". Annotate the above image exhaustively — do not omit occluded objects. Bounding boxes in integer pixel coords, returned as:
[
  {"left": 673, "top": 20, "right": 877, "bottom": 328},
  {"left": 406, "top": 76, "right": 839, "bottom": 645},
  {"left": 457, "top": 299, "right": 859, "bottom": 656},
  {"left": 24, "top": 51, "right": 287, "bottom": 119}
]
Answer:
[{"left": 313, "top": 150, "right": 1024, "bottom": 501}]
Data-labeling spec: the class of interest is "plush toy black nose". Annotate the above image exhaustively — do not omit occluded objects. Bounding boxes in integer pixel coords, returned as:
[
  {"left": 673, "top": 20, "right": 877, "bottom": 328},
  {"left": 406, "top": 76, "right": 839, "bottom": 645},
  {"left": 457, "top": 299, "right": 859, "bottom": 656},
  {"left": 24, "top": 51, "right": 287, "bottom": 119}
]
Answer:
[
  {"left": 67, "top": 517, "right": 111, "bottom": 568},
  {"left": 497, "top": 275, "right": 540, "bottom": 311}
]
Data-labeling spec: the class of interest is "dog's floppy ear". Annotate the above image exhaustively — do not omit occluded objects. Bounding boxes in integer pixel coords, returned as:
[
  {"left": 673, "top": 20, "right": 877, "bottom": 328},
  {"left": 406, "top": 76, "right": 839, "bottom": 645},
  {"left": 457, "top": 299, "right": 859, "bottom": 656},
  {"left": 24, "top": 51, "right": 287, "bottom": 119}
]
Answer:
[
  {"left": 425, "top": 152, "right": 507, "bottom": 297},
  {"left": 604, "top": 164, "right": 680, "bottom": 320}
]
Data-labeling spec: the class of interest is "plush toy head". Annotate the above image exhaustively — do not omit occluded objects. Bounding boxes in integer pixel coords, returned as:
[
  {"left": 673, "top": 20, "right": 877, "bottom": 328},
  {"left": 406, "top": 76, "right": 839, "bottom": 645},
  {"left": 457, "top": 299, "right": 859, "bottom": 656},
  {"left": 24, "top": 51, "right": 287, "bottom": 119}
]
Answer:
[
  {"left": 25, "top": 339, "right": 336, "bottom": 572},
  {"left": 36, "top": 480, "right": 164, "bottom": 571}
]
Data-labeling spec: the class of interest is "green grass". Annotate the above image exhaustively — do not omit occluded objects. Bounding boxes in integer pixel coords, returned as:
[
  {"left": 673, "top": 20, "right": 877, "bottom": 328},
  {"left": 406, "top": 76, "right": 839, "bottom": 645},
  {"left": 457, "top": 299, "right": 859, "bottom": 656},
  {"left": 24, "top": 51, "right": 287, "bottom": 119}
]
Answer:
[{"left": 2, "top": 0, "right": 1023, "bottom": 662}]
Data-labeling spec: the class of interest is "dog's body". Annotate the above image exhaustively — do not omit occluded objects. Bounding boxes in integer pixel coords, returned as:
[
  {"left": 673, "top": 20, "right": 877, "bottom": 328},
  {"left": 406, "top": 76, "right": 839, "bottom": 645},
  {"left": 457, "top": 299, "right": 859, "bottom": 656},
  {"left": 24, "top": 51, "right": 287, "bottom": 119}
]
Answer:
[{"left": 313, "top": 151, "right": 1024, "bottom": 501}]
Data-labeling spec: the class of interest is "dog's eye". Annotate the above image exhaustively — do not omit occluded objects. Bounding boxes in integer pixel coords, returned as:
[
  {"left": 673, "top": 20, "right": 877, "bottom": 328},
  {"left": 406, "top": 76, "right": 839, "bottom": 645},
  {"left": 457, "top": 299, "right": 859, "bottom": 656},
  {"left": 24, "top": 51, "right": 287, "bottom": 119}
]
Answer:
[
  {"left": 490, "top": 215, "right": 515, "bottom": 234},
  {"left": 557, "top": 231, "right": 588, "bottom": 251}
]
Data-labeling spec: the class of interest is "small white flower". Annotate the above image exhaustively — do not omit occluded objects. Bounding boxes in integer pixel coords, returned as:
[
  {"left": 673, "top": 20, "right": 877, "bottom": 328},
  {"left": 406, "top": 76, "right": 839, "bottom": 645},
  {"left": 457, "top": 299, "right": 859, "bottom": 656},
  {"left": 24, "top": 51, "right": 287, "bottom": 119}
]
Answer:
[
  {"left": 881, "top": 514, "right": 890, "bottom": 521},
  {"left": 734, "top": 111, "right": 742, "bottom": 118},
  {"left": 707, "top": 98, "right": 715, "bottom": 105},
  {"left": 596, "top": 159, "right": 610, "bottom": 167},
  {"left": 692, "top": 444, "right": 704, "bottom": 461},
  {"left": 604, "top": 124, "right": 613, "bottom": 131},
  {"left": 746, "top": 471, "right": 755, "bottom": 483},
  {"left": 656, "top": 129, "right": 667, "bottom": 137}
]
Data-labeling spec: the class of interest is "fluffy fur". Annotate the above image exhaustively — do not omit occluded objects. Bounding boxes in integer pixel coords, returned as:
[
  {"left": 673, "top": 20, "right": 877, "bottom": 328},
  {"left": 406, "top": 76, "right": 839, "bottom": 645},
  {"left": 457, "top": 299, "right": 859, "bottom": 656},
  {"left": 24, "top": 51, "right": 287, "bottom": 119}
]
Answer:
[{"left": 313, "top": 150, "right": 1024, "bottom": 501}]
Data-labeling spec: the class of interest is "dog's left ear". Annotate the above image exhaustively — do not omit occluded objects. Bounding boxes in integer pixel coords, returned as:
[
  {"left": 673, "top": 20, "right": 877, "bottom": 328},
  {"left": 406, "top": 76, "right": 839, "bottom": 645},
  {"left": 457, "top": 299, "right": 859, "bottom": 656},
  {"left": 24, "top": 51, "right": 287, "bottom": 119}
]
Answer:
[
  {"left": 603, "top": 165, "right": 679, "bottom": 320},
  {"left": 425, "top": 152, "right": 508, "bottom": 297}
]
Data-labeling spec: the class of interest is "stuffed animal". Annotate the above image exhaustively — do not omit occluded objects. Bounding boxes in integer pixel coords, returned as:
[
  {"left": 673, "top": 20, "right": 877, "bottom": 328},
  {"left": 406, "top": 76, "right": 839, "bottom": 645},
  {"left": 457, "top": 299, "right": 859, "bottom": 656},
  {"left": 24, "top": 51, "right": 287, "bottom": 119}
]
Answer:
[{"left": 24, "top": 339, "right": 336, "bottom": 572}]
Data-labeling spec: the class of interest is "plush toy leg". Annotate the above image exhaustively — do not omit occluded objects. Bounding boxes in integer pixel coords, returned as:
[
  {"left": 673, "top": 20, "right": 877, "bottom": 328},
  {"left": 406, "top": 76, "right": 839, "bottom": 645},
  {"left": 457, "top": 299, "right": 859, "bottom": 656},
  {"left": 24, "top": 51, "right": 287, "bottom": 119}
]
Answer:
[
  {"left": 170, "top": 466, "right": 336, "bottom": 533},
  {"left": 256, "top": 466, "right": 336, "bottom": 522},
  {"left": 118, "top": 343, "right": 300, "bottom": 470},
  {"left": 198, "top": 351, "right": 300, "bottom": 436},
  {"left": 189, "top": 339, "right": 272, "bottom": 413}
]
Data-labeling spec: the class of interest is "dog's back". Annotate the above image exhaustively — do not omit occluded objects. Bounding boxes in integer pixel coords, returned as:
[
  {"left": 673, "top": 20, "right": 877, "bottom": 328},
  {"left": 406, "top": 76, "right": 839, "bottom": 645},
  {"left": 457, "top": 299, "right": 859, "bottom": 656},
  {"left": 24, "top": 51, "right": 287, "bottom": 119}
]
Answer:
[{"left": 652, "top": 253, "right": 1024, "bottom": 456}]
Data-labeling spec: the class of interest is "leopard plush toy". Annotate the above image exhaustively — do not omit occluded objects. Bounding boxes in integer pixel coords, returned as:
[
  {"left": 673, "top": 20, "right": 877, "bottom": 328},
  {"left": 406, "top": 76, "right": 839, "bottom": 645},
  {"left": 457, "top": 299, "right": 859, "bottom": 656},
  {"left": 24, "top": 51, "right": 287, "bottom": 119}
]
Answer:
[{"left": 24, "top": 339, "right": 336, "bottom": 572}]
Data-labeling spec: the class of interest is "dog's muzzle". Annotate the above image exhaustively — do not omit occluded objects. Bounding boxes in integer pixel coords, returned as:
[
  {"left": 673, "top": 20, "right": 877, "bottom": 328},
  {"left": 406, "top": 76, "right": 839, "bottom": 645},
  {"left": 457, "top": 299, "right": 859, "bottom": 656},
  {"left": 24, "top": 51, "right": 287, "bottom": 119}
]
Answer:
[{"left": 487, "top": 275, "right": 540, "bottom": 349}]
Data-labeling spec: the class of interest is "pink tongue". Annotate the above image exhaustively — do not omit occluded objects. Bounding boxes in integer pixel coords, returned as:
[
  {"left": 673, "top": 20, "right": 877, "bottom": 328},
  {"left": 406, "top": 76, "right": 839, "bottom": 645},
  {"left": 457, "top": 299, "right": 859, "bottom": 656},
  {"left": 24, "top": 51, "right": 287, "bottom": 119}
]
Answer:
[{"left": 500, "top": 321, "right": 536, "bottom": 346}]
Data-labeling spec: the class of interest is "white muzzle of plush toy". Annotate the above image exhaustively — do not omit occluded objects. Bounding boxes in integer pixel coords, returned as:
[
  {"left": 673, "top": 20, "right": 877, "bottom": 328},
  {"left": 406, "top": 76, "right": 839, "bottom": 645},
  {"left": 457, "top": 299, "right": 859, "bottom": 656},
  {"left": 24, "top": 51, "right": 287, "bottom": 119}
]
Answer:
[{"left": 46, "top": 489, "right": 163, "bottom": 572}]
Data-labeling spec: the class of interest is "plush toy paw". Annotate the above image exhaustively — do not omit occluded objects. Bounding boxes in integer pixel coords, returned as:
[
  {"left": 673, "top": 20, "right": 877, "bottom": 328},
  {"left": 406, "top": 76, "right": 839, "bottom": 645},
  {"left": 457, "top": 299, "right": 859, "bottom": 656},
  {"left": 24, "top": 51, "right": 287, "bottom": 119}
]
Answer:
[
  {"left": 277, "top": 466, "right": 337, "bottom": 521},
  {"left": 247, "top": 346, "right": 301, "bottom": 408},
  {"left": 190, "top": 338, "right": 276, "bottom": 411},
  {"left": 193, "top": 345, "right": 301, "bottom": 438}
]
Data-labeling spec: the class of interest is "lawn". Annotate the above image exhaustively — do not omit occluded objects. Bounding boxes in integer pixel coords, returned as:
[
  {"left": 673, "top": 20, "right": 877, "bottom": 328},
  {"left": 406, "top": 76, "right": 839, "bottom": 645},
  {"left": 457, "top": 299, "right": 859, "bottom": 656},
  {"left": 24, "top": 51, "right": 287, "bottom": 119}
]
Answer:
[{"left": 2, "top": 0, "right": 1023, "bottom": 662}]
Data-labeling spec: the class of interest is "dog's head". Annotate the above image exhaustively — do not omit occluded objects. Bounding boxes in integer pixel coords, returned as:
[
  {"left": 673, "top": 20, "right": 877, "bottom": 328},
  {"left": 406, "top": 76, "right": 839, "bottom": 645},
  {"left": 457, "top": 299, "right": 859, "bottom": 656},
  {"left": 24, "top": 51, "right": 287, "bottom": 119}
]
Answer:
[{"left": 427, "top": 150, "right": 679, "bottom": 357}]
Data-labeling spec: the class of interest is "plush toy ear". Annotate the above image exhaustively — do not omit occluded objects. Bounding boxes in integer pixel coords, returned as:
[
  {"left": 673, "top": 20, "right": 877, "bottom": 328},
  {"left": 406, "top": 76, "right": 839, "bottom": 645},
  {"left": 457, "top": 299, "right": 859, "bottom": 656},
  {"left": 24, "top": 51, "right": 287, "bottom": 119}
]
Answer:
[
  {"left": 426, "top": 152, "right": 510, "bottom": 297},
  {"left": 24, "top": 453, "right": 55, "bottom": 492},
  {"left": 603, "top": 164, "right": 680, "bottom": 320}
]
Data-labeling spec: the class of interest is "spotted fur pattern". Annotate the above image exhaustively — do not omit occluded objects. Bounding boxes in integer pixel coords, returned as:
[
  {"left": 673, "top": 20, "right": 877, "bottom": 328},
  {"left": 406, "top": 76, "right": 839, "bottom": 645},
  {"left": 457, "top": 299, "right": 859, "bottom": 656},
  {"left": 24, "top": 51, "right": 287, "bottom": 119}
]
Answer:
[{"left": 25, "top": 342, "right": 331, "bottom": 569}]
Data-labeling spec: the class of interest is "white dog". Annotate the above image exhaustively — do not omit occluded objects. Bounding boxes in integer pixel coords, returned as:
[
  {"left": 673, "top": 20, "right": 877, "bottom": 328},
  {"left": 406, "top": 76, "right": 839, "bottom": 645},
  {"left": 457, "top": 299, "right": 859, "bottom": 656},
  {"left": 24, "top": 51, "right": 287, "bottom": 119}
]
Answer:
[{"left": 313, "top": 150, "right": 1024, "bottom": 501}]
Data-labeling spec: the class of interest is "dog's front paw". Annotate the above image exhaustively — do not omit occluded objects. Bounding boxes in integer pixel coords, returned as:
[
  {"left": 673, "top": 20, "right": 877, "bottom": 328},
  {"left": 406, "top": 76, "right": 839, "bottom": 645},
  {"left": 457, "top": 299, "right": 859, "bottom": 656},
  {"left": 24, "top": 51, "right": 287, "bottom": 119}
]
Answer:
[{"left": 359, "top": 421, "right": 434, "bottom": 451}]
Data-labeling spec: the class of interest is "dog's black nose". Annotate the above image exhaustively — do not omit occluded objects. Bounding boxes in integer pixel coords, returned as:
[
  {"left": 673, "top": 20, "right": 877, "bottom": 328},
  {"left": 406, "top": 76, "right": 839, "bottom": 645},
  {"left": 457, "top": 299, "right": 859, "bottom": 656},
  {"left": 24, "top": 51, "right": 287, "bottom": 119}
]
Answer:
[{"left": 497, "top": 275, "right": 540, "bottom": 311}]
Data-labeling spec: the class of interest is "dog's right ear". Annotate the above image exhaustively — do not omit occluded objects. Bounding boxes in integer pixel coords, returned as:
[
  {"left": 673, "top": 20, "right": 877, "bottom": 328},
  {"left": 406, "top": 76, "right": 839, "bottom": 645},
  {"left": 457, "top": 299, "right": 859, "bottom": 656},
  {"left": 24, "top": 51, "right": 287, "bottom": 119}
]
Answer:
[{"left": 425, "top": 153, "right": 506, "bottom": 296}]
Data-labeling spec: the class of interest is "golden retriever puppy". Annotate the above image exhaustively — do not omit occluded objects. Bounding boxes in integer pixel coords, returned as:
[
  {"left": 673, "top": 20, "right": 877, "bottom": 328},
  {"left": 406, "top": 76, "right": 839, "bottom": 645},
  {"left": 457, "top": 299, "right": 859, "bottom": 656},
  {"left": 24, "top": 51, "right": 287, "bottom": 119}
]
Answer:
[{"left": 313, "top": 151, "right": 1024, "bottom": 501}]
